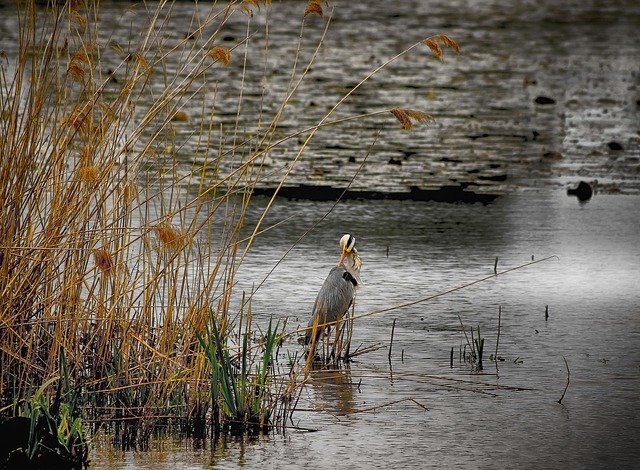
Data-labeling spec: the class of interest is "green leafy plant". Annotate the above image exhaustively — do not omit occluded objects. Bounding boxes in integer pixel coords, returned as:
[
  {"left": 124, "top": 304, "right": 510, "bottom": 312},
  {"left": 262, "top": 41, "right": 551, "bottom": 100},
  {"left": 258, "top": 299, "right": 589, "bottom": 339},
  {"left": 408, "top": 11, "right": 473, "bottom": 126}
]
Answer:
[
  {"left": 1, "top": 350, "right": 89, "bottom": 468},
  {"left": 196, "top": 313, "right": 279, "bottom": 434}
]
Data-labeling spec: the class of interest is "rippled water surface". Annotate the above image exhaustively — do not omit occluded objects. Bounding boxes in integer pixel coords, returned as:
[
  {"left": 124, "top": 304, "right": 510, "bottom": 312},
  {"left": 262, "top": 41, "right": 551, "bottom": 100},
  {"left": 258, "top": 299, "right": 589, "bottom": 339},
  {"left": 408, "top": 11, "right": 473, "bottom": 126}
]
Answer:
[
  {"left": 92, "top": 191, "right": 640, "bottom": 469},
  {"left": 2, "top": 0, "right": 638, "bottom": 195}
]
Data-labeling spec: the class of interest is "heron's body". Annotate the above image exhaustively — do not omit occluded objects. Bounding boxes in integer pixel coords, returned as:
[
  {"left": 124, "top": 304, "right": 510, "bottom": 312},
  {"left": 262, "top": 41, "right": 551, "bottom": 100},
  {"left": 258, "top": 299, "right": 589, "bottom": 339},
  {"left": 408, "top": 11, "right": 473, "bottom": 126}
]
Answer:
[{"left": 304, "top": 234, "right": 362, "bottom": 346}]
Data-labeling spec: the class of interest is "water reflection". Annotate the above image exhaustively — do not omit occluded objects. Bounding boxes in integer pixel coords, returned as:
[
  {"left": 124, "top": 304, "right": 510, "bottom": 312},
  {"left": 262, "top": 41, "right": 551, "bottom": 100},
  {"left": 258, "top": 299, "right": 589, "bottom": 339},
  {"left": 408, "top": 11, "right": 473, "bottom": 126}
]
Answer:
[
  {"left": 209, "top": 434, "right": 262, "bottom": 468},
  {"left": 308, "top": 366, "right": 356, "bottom": 416}
]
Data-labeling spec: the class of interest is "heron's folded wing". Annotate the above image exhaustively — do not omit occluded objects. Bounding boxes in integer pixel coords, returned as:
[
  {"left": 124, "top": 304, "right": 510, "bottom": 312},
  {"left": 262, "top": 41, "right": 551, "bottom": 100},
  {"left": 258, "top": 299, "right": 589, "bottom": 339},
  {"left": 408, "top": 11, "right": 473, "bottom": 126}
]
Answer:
[{"left": 308, "top": 266, "right": 355, "bottom": 328}]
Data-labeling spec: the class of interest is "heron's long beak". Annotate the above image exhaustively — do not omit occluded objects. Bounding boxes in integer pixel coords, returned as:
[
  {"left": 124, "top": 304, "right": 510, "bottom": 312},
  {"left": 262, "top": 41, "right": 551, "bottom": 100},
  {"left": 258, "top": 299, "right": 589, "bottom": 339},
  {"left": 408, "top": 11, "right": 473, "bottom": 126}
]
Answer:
[{"left": 338, "top": 249, "right": 347, "bottom": 267}]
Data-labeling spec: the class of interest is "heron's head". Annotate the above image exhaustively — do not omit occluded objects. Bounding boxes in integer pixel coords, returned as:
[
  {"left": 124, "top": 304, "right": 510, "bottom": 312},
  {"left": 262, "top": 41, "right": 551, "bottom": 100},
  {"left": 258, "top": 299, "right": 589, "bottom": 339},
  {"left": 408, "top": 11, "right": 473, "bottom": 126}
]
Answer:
[{"left": 338, "top": 234, "right": 357, "bottom": 267}]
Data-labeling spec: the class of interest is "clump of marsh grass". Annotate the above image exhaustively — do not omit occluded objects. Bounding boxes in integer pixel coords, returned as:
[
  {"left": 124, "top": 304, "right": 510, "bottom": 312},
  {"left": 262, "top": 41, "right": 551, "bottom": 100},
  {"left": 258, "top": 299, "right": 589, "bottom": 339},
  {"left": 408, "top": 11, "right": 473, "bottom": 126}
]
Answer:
[
  {"left": 0, "top": 0, "right": 460, "bottom": 448},
  {"left": 0, "top": 351, "right": 89, "bottom": 468},
  {"left": 196, "top": 313, "right": 280, "bottom": 435}
]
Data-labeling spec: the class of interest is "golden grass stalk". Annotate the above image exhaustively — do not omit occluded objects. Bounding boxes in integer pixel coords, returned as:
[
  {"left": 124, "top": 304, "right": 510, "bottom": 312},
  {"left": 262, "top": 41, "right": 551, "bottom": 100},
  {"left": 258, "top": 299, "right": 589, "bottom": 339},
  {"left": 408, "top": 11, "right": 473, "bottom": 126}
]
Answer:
[{"left": 0, "top": 0, "right": 460, "bottom": 444}]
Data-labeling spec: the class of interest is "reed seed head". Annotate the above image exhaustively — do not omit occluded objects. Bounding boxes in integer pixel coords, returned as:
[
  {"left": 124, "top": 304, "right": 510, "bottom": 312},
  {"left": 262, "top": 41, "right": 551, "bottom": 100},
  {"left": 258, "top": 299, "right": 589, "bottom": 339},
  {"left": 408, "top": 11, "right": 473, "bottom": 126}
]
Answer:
[
  {"left": 72, "top": 12, "right": 87, "bottom": 32},
  {"left": 135, "top": 53, "right": 149, "bottom": 69},
  {"left": 63, "top": 108, "right": 90, "bottom": 132},
  {"left": 390, "top": 108, "right": 412, "bottom": 129},
  {"left": 423, "top": 38, "right": 444, "bottom": 61},
  {"left": 77, "top": 165, "right": 99, "bottom": 184},
  {"left": 108, "top": 40, "right": 125, "bottom": 56},
  {"left": 67, "top": 62, "right": 85, "bottom": 81},
  {"left": 304, "top": 0, "right": 323, "bottom": 18},
  {"left": 172, "top": 111, "right": 189, "bottom": 122},
  {"left": 71, "top": 50, "right": 90, "bottom": 65},
  {"left": 67, "top": 49, "right": 91, "bottom": 81},
  {"left": 241, "top": 0, "right": 264, "bottom": 15},
  {"left": 93, "top": 249, "right": 113, "bottom": 276},
  {"left": 437, "top": 34, "right": 461, "bottom": 55},
  {"left": 243, "top": 0, "right": 261, "bottom": 6},
  {"left": 155, "top": 225, "right": 185, "bottom": 251},
  {"left": 390, "top": 107, "right": 434, "bottom": 130},
  {"left": 405, "top": 109, "right": 435, "bottom": 123},
  {"left": 207, "top": 47, "right": 231, "bottom": 66}
]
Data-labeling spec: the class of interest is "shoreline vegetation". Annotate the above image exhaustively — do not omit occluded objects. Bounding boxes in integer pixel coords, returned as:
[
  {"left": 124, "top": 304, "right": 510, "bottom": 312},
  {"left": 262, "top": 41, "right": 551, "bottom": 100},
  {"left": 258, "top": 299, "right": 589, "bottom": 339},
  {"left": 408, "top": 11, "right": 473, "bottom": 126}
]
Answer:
[{"left": 0, "top": 0, "right": 460, "bottom": 465}]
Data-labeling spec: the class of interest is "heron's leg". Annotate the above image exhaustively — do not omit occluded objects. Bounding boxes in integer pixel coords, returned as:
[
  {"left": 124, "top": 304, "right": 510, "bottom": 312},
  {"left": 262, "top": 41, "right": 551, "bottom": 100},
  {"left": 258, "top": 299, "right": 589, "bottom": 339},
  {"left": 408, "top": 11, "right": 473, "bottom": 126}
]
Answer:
[
  {"left": 335, "top": 321, "right": 345, "bottom": 360},
  {"left": 325, "top": 326, "right": 332, "bottom": 361}
]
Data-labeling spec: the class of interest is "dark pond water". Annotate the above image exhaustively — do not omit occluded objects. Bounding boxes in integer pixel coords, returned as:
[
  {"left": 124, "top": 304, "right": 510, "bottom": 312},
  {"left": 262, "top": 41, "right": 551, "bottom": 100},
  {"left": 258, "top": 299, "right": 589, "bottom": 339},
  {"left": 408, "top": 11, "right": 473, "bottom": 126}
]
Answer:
[
  {"left": 2, "top": 0, "right": 639, "bottom": 468},
  {"left": 2, "top": 0, "right": 638, "bottom": 197}
]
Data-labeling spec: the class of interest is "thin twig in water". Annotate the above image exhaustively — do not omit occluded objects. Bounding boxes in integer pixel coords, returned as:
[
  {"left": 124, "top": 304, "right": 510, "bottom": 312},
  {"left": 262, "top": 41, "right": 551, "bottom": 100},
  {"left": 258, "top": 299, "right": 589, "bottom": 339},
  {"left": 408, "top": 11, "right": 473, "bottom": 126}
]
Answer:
[
  {"left": 339, "top": 397, "right": 428, "bottom": 415},
  {"left": 349, "top": 343, "right": 385, "bottom": 358},
  {"left": 457, "top": 314, "right": 472, "bottom": 352},
  {"left": 388, "top": 318, "right": 396, "bottom": 364},
  {"left": 495, "top": 305, "right": 501, "bottom": 373},
  {"left": 558, "top": 356, "right": 570, "bottom": 404},
  {"left": 344, "top": 256, "right": 559, "bottom": 325}
]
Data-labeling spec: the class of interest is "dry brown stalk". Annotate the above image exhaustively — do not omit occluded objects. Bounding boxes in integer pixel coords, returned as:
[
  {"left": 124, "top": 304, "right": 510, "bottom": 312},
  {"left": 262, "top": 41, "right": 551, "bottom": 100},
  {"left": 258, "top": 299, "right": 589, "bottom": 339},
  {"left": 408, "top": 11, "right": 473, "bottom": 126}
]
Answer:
[{"left": 340, "top": 397, "right": 429, "bottom": 415}]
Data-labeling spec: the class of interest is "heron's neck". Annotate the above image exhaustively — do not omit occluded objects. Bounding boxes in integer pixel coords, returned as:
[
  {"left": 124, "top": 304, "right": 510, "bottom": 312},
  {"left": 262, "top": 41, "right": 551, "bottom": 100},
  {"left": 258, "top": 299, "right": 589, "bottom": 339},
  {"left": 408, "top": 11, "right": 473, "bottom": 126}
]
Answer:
[{"left": 343, "top": 250, "right": 362, "bottom": 286}]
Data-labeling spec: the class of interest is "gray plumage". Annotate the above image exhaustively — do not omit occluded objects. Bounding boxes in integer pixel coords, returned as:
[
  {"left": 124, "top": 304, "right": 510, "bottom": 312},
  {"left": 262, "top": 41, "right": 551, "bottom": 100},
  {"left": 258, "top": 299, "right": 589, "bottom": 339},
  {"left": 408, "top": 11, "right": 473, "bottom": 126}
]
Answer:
[
  {"left": 304, "top": 265, "right": 357, "bottom": 345},
  {"left": 303, "top": 234, "right": 362, "bottom": 346}
]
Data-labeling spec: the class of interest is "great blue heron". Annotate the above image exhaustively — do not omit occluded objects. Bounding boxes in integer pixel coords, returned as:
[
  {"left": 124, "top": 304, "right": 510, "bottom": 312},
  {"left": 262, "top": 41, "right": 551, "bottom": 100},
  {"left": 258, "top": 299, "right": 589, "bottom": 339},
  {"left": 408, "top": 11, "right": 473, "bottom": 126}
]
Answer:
[{"left": 304, "top": 234, "right": 362, "bottom": 346}]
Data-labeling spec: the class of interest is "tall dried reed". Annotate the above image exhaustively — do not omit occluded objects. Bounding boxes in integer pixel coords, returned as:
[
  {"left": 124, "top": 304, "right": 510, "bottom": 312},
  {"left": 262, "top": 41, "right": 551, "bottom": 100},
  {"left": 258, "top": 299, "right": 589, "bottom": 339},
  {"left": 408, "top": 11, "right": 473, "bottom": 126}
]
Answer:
[{"left": 0, "top": 0, "right": 458, "bottom": 447}]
